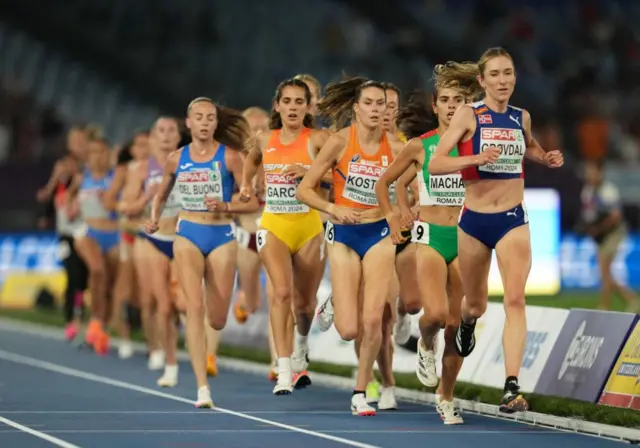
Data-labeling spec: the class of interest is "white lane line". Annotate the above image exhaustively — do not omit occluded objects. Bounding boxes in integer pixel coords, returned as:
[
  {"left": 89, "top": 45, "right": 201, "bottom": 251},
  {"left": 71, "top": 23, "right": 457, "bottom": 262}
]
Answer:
[
  {"left": 0, "top": 415, "right": 81, "bottom": 448},
  {"left": 0, "top": 349, "right": 379, "bottom": 448}
]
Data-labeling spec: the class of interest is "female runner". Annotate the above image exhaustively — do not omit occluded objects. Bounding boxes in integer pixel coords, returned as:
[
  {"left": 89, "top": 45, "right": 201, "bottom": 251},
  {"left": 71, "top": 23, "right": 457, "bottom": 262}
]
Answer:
[
  {"left": 142, "top": 116, "right": 183, "bottom": 387},
  {"left": 297, "top": 77, "right": 404, "bottom": 416},
  {"left": 429, "top": 47, "right": 563, "bottom": 413},
  {"left": 376, "top": 63, "right": 486, "bottom": 423},
  {"left": 66, "top": 137, "right": 120, "bottom": 355},
  {"left": 239, "top": 78, "right": 329, "bottom": 395},
  {"left": 146, "top": 97, "right": 257, "bottom": 407}
]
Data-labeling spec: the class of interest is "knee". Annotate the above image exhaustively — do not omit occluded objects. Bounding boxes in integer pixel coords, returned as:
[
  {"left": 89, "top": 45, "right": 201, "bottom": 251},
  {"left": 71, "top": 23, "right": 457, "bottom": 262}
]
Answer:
[
  {"left": 422, "top": 303, "right": 448, "bottom": 328},
  {"left": 187, "top": 296, "right": 205, "bottom": 316},
  {"left": 361, "top": 312, "right": 383, "bottom": 338},
  {"left": 464, "top": 295, "right": 487, "bottom": 318},
  {"left": 335, "top": 317, "right": 358, "bottom": 342},
  {"left": 89, "top": 262, "right": 106, "bottom": 279},
  {"left": 402, "top": 296, "right": 422, "bottom": 315},
  {"left": 503, "top": 292, "right": 526, "bottom": 313},
  {"left": 208, "top": 313, "right": 227, "bottom": 331},
  {"left": 272, "top": 284, "right": 293, "bottom": 307}
]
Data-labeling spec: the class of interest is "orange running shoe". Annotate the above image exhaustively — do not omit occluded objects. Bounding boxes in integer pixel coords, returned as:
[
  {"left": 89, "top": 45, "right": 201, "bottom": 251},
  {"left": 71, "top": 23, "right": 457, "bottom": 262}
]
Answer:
[
  {"left": 94, "top": 331, "right": 110, "bottom": 356},
  {"left": 84, "top": 319, "right": 101, "bottom": 346},
  {"left": 234, "top": 303, "right": 249, "bottom": 324},
  {"left": 268, "top": 367, "right": 278, "bottom": 382},
  {"left": 206, "top": 354, "right": 218, "bottom": 376}
]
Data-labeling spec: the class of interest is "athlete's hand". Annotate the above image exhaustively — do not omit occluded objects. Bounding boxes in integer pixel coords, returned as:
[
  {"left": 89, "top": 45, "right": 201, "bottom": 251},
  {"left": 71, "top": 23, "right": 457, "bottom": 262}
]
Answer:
[
  {"left": 399, "top": 205, "right": 416, "bottom": 230},
  {"left": 477, "top": 146, "right": 501, "bottom": 165},
  {"left": 283, "top": 164, "right": 308, "bottom": 179},
  {"left": 544, "top": 150, "right": 564, "bottom": 168},
  {"left": 145, "top": 219, "right": 159, "bottom": 234},
  {"left": 239, "top": 184, "right": 253, "bottom": 203},
  {"left": 327, "top": 204, "right": 361, "bottom": 224},
  {"left": 386, "top": 213, "right": 408, "bottom": 245},
  {"left": 205, "top": 197, "right": 229, "bottom": 212}
]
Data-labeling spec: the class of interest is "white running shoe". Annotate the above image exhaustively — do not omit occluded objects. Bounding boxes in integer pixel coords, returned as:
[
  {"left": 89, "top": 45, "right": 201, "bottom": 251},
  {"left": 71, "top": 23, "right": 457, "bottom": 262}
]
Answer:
[
  {"left": 393, "top": 311, "right": 412, "bottom": 345},
  {"left": 273, "top": 362, "right": 293, "bottom": 395},
  {"left": 416, "top": 337, "right": 439, "bottom": 387},
  {"left": 292, "top": 340, "right": 309, "bottom": 373},
  {"left": 148, "top": 350, "right": 165, "bottom": 371},
  {"left": 377, "top": 387, "right": 398, "bottom": 410},
  {"left": 351, "top": 393, "right": 376, "bottom": 416},
  {"left": 118, "top": 341, "right": 134, "bottom": 360},
  {"left": 157, "top": 364, "right": 179, "bottom": 388},
  {"left": 436, "top": 399, "right": 463, "bottom": 425},
  {"left": 195, "top": 386, "right": 214, "bottom": 408},
  {"left": 315, "top": 293, "right": 334, "bottom": 332}
]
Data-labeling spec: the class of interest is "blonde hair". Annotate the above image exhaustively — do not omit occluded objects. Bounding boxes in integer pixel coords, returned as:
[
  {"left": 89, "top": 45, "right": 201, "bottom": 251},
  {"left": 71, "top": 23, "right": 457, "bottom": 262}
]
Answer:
[
  {"left": 477, "top": 47, "right": 514, "bottom": 76},
  {"left": 294, "top": 73, "right": 321, "bottom": 97},
  {"left": 186, "top": 97, "right": 250, "bottom": 150},
  {"left": 433, "top": 62, "right": 483, "bottom": 101},
  {"left": 242, "top": 107, "right": 269, "bottom": 119}
]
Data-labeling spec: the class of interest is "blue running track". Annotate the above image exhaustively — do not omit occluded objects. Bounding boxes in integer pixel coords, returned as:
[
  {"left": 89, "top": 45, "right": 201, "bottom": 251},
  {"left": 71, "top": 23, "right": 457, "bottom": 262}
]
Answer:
[{"left": 0, "top": 320, "right": 628, "bottom": 448}]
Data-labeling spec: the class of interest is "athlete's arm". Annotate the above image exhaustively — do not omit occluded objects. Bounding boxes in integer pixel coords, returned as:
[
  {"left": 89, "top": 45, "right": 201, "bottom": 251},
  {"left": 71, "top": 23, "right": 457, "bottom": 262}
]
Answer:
[
  {"left": 102, "top": 164, "right": 127, "bottom": 211},
  {"left": 375, "top": 138, "right": 421, "bottom": 221},
  {"left": 240, "top": 133, "right": 263, "bottom": 197},
  {"left": 150, "top": 151, "right": 179, "bottom": 225},
  {"left": 214, "top": 150, "right": 260, "bottom": 213},
  {"left": 36, "top": 159, "right": 66, "bottom": 202},
  {"left": 120, "top": 165, "right": 153, "bottom": 216},
  {"left": 522, "top": 110, "right": 564, "bottom": 168},
  {"left": 396, "top": 165, "right": 417, "bottom": 211},
  {"left": 429, "top": 107, "right": 497, "bottom": 175},
  {"left": 297, "top": 134, "right": 342, "bottom": 214}
]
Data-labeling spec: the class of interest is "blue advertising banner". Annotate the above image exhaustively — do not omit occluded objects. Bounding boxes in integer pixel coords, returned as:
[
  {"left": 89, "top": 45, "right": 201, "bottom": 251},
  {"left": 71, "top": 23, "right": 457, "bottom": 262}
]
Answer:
[
  {"left": 534, "top": 309, "right": 637, "bottom": 402},
  {"left": 561, "top": 233, "right": 640, "bottom": 289},
  {"left": 0, "top": 232, "right": 61, "bottom": 285}
]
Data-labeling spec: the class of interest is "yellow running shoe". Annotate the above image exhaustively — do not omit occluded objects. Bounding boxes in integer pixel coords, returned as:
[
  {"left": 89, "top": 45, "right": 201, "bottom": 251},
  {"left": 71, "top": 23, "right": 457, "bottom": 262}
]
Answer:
[{"left": 366, "top": 380, "right": 381, "bottom": 403}]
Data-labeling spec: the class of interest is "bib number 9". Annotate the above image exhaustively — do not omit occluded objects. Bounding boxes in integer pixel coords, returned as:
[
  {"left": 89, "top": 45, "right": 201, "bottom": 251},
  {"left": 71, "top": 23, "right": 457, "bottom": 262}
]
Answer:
[
  {"left": 325, "top": 221, "right": 335, "bottom": 245},
  {"left": 411, "top": 221, "right": 429, "bottom": 245},
  {"left": 256, "top": 230, "right": 267, "bottom": 252}
]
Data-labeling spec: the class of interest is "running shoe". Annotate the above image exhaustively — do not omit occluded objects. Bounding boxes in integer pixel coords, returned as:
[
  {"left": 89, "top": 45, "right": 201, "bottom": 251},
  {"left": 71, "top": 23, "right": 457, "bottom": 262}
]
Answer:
[
  {"left": 454, "top": 320, "right": 476, "bottom": 357},
  {"left": 351, "top": 393, "right": 376, "bottom": 416},
  {"left": 436, "top": 400, "right": 464, "bottom": 424},
  {"left": 273, "top": 363, "right": 293, "bottom": 395},
  {"left": 195, "top": 386, "right": 214, "bottom": 408},
  {"left": 393, "top": 311, "right": 412, "bottom": 345},
  {"left": 157, "top": 364, "right": 179, "bottom": 388},
  {"left": 377, "top": 386, "right": 398, "bottom": 410},
  {"left": 293, "top": 371, "right": 312, "bottom": 389},
  {"left": 118, "top": 341, "right": 134, "bottom": 359},
  {"left": 234, "top": 303, "right": 249, "bottom": 324},
  {"left": 93, "top": 331, "right": 109, "bottom": 356},
  {"left": 148, "top": 350, "right": 165, "bottom": 371},
  {"left": 416, "top": 337, "right": 438, "bottom": 387},
  {"left": 206, "top": 354, "right": 218, "bottom": 376},
  {"left": 64, "top": 322, "right": 79, "bottom": 342},
  {"left": 365, "top": 380, "right": 381, "bottom": 403},
  {"left": 315, "top": 293, "right": 334, "bottom": 332},
  {"left": 500, "top": 382, "right": 529, "bottom": 413}
]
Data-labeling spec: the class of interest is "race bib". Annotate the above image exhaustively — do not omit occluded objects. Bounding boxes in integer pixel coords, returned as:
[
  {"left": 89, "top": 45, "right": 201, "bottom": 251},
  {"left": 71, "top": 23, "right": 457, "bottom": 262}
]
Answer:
[
  {"left": 256, "top": 229, "right": 267, "bottom": 252},
  {"left": 176, "top": 170, "right": 223, "bottom": 211},
  {"left": 342, "top": 162, "right": 383, "bottom": 206},
  {"left": 264, "top": 173, "right": 309, "bottom": 214},
  {"left": 411, "top": 221, "right": 430, "bottom": 245},
  {"left": 324, "top": 221, "right": 335, "bottom": 245},
  {"left": 427, "top": 173, "right": 465, "bottom": 206},
  {"left": 477, "top": 128, "right": 526, "bottom": 174},
  {"left": 236, "top": 227, "right": 251, "bottom": 249}
]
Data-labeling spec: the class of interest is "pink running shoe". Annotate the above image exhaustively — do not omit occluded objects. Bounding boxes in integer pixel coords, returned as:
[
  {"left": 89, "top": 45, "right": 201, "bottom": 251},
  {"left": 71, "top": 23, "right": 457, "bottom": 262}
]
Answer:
[{"left": 64, "top": 323, "right": 79, "bottom": 341}]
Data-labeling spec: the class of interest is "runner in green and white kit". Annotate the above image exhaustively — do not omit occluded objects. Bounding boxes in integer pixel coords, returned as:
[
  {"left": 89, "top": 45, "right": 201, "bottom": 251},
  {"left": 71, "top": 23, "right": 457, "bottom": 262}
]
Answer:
[{"left": 376, "top": 64, "right": 483, "bottom": 424}]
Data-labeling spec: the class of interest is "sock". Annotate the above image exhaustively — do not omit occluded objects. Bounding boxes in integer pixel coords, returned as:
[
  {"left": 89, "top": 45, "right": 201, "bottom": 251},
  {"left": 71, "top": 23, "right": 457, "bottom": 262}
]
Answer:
[
  {"left": 294, "top": 332, "right": 308, "bottom": 352},
  {"left": 462, "top": 317, "right": 477, "bottom": 326},
  {"left": 505, "top": 376, "right": 519, "bottom": 392},
  {"left": 164, "top": 364, "right": 179, "bottom": 375},
  {"left": 277, "top": 357, "right": 291, "bottom": 375},
  {"left": 352, "top": 389, "right": 365, "bottom": 396}
]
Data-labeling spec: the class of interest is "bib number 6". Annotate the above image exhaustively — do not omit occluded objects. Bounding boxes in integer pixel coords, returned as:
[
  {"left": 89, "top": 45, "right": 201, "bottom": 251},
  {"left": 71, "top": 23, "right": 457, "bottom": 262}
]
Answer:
[
  {"left": 325, "top": 221, "right": 335, "bottom": 245},
  {"left": 411, "top": 221, "right": 429, "bottom": 245},
  {"left": 256, "top": 230, "right": 267, "bottom": 252}
]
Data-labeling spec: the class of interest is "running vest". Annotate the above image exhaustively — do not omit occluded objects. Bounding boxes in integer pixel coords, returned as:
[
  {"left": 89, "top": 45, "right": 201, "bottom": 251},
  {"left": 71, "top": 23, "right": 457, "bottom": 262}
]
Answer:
[
  {"left": 418, "top": 130, "right": 465, "bottom": 206},
  {"left": 174, "top": 144, "right": 234, "bottom": 212},
  {"left": 78, "top": 169, "right": 117, "bottom": 220},
  {"left": 333, "top": 125, "right": 394, "bottom": 209},
  {"left": 146, "top": 155, "right": 180, "bottom": 218},
  {"left": 262, "top": 128, "right": 313, "bottom": 214},
  {"left": 459, "top": 101, "right": 526, "bottom": 181}
]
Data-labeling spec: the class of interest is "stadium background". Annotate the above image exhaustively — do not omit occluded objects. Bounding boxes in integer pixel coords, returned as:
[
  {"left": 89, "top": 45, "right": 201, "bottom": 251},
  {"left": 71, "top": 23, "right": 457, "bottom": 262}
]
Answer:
[{"left": 0, "top": 0, "right": 639, "bottom": 420}]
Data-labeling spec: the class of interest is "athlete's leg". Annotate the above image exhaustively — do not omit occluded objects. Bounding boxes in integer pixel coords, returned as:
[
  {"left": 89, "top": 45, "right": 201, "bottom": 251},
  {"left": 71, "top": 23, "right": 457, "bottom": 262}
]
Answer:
[
  {"left": 134, "top": 238, "right": 162, "bottom": 368},
  {"left": 110, "top": 248, "right": 134, "bottom": 357},
  {"left": 74, "top": 236, "right": 107, "bottom": 345},
  {"left": 327, "top": 242, "right": 361, "bottom": 342},
  {"left": 173, "top": 237, "right": 209, "bottom": 403},
  {"left": 396, "top": 243, "right": 422, "bottom": 312},
  {"left": 439, "top": 259, "right": 464, "bottom": 402},
  {"left": 357, "top": 240, "right": 396, "bottom": 395},
  {"left": 494, "top": 225, "right": 530, "bottom": 411},
  {"left": 148, "top": 247, "right": 179, "bottom": 386},
  {"left": 235, "top": 246, "right": 262, "bottom": 321},
  {"left": 455, "top": 229, "right": 492, "bottom": 356}
]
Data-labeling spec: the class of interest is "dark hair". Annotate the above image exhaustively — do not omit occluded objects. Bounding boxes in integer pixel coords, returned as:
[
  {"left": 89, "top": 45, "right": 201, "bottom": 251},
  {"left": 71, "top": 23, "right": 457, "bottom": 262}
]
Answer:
[
  {"left": 187, "top": 97, "right": 251, "bottom": 150},
  {"left": 317, "top": 77, "right": 386, "bottom": 130},
  {"left": 397, "top": 90, "right": 436, "bottom": 140},
  {"left": 116, "top": 144, "right": 133, "bottom": 166},
  {"left": 269, "top": 78, "right": 315, "bottom": 130}
]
